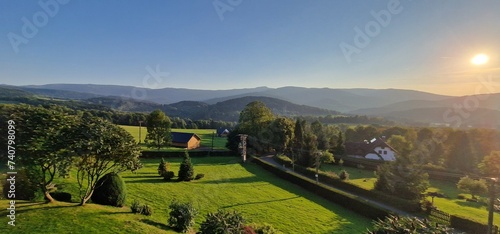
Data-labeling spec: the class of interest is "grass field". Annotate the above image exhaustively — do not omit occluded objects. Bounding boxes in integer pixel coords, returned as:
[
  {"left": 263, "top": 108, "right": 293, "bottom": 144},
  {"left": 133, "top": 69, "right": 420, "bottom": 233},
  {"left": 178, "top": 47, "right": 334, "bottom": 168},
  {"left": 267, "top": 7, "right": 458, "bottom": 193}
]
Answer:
[
  {"left": 0, "top": 157, "right": 372, "bottom": 233},
  {"left": 120, "top": 125, "right": 228, "bottom": 151},
  {"left": 322, "top": 163, "right": 500, "bottom": 226}
]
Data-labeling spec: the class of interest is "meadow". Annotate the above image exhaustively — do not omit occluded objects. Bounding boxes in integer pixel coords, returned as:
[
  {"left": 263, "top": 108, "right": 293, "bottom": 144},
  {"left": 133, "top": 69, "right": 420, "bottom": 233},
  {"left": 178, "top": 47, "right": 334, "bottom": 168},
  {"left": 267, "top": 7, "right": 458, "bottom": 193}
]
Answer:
[
  {"left": 322, "top": 163, "right": 500, "bottom": 226},
  {"left": 120, "top": 125, "right": 228, "bottom": 151},
  {"left": 0, "top": 157, "right": 372, "bottom": 233}
]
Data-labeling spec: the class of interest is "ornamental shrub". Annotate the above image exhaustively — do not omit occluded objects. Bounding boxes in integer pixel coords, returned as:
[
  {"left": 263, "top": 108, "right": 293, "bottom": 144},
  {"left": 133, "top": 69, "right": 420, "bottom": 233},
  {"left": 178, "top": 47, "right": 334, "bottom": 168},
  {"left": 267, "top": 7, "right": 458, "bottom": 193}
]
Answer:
[
  {"left": 141, "top": 204, "right": 153, "bottom": 216},
  {"left": 131, "top": 200, "right": 142, "bottom": 214},
  {"left": 158, "top": 158, "right": 169, "bottom": 177},
  {"left": 91, "top": 172, "right": 126, "bottom": 207},
  {"left": 199, "top": 209, "right": 245, "bottom": 234},
  {"left": 178, "top": 151, "right": 194, "bottom": 181},
  {"left": 339, "top": 170, "right": 349, "bottom": 181},
  {"left": 163, "top": 171, "right": 175, "bottom": 181},
  {"left": 168, "top": 200, "right": 198, "bottom": 233}
]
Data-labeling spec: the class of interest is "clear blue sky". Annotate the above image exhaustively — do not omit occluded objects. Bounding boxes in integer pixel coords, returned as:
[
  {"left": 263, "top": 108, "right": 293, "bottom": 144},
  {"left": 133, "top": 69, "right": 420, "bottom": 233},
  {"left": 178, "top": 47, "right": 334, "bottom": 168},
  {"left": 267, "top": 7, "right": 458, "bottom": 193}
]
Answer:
[{"left": 1, "top": 0, "right": 499, "bottom": 96}]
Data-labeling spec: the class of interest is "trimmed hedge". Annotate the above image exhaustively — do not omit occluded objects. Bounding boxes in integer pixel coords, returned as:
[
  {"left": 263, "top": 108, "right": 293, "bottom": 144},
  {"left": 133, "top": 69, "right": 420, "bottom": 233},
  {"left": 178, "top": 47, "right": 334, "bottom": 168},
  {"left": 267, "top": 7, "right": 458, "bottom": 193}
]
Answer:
[
  {"left": 450, "top": 215, "right": 488, "bottom": 234},
  {"left": 91, "top": 172, "right": 126, "bottom": 207},
  {"left": 273, "top": 155, "right": 420, "bottom": 212},
  {"left": 253, "top": 157, "right": 390, "bottom": 220},
  {"left": 141, "top": 150, "right": 235, "bottom": 158}
]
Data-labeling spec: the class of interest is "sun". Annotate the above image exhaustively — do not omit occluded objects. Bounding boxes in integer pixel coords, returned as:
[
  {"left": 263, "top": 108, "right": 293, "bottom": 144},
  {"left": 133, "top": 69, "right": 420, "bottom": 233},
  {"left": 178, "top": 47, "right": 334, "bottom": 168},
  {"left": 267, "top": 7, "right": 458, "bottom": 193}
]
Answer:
[{"left": 471, "top": 53, "right": 489, "bottom": 65}]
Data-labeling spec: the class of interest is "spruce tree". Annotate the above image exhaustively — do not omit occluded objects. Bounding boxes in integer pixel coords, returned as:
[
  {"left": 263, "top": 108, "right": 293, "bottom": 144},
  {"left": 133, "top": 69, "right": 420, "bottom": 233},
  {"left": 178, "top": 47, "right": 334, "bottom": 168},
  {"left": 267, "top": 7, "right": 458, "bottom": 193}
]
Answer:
[
  {"left": 178, "top": 151, "right": 194, "bottom": 181},
  {"left": 158, "top": 158, "right": 169, "bottom": 177}
]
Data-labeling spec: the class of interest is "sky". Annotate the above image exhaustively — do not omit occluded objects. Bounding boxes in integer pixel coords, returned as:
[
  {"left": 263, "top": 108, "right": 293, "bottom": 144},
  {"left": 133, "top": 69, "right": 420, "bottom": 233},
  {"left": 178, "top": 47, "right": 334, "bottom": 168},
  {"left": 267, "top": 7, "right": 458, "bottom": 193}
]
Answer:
[{"left": 1, "top": 0, "right": 499, "bottom": 96}]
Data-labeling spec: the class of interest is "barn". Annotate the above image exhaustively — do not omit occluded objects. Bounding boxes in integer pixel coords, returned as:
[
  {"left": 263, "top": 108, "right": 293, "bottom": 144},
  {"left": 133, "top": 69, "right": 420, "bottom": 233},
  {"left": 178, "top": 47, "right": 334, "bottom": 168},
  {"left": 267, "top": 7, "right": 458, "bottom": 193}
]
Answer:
[{"left": 171, "top": 132, "right": 201, "bottom": 149}]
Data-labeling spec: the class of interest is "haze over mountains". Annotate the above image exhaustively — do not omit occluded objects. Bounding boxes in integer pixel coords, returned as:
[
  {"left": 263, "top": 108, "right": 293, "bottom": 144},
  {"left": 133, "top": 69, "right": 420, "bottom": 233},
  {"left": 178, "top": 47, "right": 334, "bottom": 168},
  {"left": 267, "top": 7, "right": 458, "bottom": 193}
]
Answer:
[{"left": 2, "top": 84, "right": 500, "bottom": 128}]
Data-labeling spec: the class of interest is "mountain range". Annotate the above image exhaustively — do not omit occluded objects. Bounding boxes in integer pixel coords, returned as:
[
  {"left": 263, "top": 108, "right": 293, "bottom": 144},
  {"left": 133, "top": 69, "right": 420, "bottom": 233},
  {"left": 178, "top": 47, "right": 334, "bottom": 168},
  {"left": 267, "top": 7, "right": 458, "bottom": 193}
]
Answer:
[{"left": 2, "top": 84, "right": 500, "bottom": 128}]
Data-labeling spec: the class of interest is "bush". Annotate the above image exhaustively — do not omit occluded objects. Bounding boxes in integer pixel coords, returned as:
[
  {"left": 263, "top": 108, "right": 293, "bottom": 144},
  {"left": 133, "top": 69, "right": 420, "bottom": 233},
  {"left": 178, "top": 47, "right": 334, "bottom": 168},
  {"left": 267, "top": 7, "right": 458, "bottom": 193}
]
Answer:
[
  {"left": 91, "top": 172, "right": 126, "bottom": 207},
  {"left": 141, "top": 204, "right": 153, "bottom": 216},
  {"left": 199, "top": 209, "right": 246, "bottom": 234},
  {"left": 247, "top": 223, "right": 282, "bottom": 234},
  {"left": 178, "top": 151, "right": 194, "bottom": 181},
  {"left": 131, "top": 200, "right": 142, "bottom": 214},
  {"left": 457, "top": 194, "right": 466, "bottom": 199},
  {"left": 195, "top": 174, "right": 205, "bottom": 180},
  {"left": 339, "top": 170, "right": 349, "bottom": 181},
  {"left": 158, "top": 158, "right": 170, "bottom": 177},
  {"left": 457, "top": 176, "right": 487, "bottom": 199},
  {"left": 367, "top": 214, "right": 455, "bottom": 234},
  {"left": 168, "top": 200, "right": 198, "bottom": 233},
  {"left": 49, "top": 192, "right": 72, "bottom": 202},
  {"left": 163, "top": 171, "right": 175, "bottom": 181}
]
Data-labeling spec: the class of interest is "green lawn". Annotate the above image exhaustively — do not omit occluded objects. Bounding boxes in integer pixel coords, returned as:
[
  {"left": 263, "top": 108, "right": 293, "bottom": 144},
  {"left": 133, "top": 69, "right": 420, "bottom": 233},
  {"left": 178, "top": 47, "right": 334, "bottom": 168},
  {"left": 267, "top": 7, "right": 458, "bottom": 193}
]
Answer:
[
  {"left": 0, "top": 157, "right": 372, "bottom": 233},
  {"left": 120, "top": 125, "right": 228, "bottom": 151},
  {"left": 322, "top": 163, "right": 500, "bottom": 226}
]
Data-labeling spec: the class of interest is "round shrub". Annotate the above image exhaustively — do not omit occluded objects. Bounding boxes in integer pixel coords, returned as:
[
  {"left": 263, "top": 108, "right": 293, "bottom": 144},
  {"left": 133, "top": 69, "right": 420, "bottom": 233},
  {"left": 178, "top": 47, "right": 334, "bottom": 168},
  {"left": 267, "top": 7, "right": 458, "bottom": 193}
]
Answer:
[
  {"left": 141, "top": 204, "right": 153, "bottom": 216},
  {"left": 91, "top": 172, "right": 126, "bottom": 207},
  {"left": 168, "top": 200, "right": 198, "bottom": 232},
  {"left": 339, "top": 170, "right": 349, "bottom": 181},
  {"left": 131, "top": 200, "right": 142, "bottom": 214},
  {"left": 199, "top": 209, "right": 245, "bottom": 234},
  {"left": 163, "top": 171, "right": 175, "bottom": 181}
]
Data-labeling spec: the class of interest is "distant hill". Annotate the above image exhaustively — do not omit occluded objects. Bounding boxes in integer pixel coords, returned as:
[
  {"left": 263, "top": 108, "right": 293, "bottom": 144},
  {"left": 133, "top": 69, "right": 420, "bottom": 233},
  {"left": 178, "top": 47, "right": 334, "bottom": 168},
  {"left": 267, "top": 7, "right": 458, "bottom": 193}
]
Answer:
[
  {"left": 24, "top": 84, "right": 272, "bottom": 104},
  {"left": 350, "top": 93, "right": 500, "bottom": 128},
  {"left": 85, "top": 96, "right": 339, "bottom": 122}
]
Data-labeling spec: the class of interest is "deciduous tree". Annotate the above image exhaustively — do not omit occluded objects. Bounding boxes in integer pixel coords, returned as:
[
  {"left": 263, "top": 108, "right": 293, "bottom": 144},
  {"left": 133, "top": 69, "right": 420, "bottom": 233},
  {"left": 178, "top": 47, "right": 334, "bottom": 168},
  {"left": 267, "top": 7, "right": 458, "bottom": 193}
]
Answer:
[{"left": 145, "top": 109, "right": 172, "bottom": 150}]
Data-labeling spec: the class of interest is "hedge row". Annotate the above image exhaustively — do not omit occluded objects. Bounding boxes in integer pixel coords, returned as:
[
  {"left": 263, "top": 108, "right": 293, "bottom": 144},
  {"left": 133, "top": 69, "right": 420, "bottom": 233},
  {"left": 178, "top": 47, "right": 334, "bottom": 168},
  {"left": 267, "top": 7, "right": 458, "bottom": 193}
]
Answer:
[
  {"left": 141, "top": 150, "right": 235, "bottom": 158},
  {"left": 253, "top": 157, "right": 390, "bottom": 220},
  {"left": 450, "top": 214, "right": 490, "bottom": 234},
  {"left": 273, "top": 155, "right": 420, "bottom": 212}
]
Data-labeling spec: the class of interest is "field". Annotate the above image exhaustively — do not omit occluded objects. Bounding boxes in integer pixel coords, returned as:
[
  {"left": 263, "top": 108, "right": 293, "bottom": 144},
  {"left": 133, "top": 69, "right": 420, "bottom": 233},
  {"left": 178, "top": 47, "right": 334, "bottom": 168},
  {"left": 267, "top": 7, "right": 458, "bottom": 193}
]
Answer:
[
  {"left": 322, "top": 163, "right": 500, "bottom": 226},
  {"left": 120, "top": 125, "right": 228, "bottom": 151},
  {"left": 0, "top": 157, "right": 372, "bottom": 233}
]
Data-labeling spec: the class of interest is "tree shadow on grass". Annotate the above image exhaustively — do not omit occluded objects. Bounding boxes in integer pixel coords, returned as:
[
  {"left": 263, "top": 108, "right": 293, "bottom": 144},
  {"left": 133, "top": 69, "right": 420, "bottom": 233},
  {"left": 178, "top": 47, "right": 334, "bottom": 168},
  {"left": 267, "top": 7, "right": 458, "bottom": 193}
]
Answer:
[
  {"left": 126, "top": 178, "right": 170, "bottom": 184},
  {"left": 140, "top": 218, "right": 171, "bottom": 230},
  {"left": 122, "top": 175, "right": 159, "bottom": 179},
  {"left": 198, "top": 176, "right": 259, "bottom": 184},
  {"left": 455, "top": 200, "right": 487, "bottom": 209},
  {"left": 221, "top": 196, "right": 300, "bottom": 208}
]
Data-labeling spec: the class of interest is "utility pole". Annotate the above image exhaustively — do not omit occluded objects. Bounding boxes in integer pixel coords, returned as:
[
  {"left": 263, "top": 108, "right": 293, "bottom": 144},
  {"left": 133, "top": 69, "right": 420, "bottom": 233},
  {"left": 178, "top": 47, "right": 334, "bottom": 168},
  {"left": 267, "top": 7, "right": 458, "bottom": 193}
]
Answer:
[
  {"left": 211, "top": 131, "right": 215, "bottom": 152},
  {"left": 487, "top": 178, "right": 497, "bottom": 234},
  {"left": 238, "top": 134, "right": 248, "bottom": 163},
  {"left": 138, "top": 121, "right": 143, "bottom": 144}
]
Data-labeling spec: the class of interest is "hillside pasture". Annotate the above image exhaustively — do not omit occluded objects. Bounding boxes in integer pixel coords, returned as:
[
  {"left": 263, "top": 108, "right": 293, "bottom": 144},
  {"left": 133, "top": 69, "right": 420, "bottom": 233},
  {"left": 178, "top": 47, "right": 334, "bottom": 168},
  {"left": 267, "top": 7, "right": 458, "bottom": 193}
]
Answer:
[
  {"left": 120, "top": 125, "right": 228, "bottom": 151},
  {"left": 0, "top": 157, "right": 371, "bottom": 233}
]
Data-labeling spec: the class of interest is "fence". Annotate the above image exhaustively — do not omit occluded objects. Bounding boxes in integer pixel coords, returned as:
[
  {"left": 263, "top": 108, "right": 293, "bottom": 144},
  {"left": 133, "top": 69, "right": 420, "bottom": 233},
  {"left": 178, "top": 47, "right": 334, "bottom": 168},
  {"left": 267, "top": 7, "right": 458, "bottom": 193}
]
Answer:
[{"left": 429, "top": 209, "right": 451, "bottom": 226}]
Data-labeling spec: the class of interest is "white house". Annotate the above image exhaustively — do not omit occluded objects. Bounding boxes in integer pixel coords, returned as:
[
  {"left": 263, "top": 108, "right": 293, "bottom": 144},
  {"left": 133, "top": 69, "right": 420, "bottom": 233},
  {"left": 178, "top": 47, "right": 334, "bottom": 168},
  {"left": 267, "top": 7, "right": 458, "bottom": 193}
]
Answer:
[{"left": 345, "top": 137, "right": 397, "bottom": 161}]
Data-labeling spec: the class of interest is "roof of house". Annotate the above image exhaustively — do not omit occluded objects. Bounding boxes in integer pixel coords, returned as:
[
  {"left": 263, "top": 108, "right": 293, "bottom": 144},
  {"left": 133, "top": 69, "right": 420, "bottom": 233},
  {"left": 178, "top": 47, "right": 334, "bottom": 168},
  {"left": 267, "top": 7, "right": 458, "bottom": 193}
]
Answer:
[
  {"left": 345, "top": 137, "right": 396, "bottom": 156},
  {"left": 171, "top": 132, "right": 201, "bottom": 144},
  {"left": 216, "top": 128, "right": 230, "bottom": 135}
]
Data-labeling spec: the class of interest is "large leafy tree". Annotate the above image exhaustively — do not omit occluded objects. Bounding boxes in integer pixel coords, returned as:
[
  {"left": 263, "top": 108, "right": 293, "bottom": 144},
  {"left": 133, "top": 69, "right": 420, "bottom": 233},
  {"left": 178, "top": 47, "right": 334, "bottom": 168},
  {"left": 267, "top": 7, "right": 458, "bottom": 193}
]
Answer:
[
  {"left": 238, "top": 101, "right": 274, "bottom": 137},
  {"left": 457, "top": 176, "right": 488, "bottom": 199},
  {"left": 445, "top": 130, "right": 475, "bottom": 172},
  {"left": 145, "top": 109, "right": 172, "bottom": 150},
  {"left": 70, "top": 115, "right": 141, "bottom": 205},
  {"left": 478, "top": 151, "right": 500, "bottom": 177},
  {"left": 374, "top": 150, "right": 429, "bottom": 200},
  {"left": 9, "top": 105, "right": 77, "bottom": 202},
  {"left": 237, "top": 101, "right": 274, "bottom": 154},
  {"left": 268, "top": 117, "right": 295, "bottom": 155}
]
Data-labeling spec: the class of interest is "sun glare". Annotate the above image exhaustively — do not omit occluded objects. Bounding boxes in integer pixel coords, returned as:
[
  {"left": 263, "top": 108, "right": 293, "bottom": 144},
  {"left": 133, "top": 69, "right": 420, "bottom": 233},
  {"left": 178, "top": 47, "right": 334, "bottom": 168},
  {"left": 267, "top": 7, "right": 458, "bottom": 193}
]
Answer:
[{"left": 471, "top": 53, "right": 489, "bottom": 65}]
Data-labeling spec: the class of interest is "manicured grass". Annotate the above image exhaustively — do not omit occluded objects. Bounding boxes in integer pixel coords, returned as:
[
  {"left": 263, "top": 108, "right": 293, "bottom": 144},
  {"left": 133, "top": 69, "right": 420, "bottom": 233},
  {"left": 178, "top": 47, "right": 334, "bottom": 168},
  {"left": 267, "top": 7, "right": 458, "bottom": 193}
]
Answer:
[
  {"left": 322, "top": 163, "right": 500, "bottom": 226},
  {"left": 120, "top": 125, "right": 228, "bottom": 151},
  {"left": 1, "top": 157, "right": 372, "bottom": 233}
]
